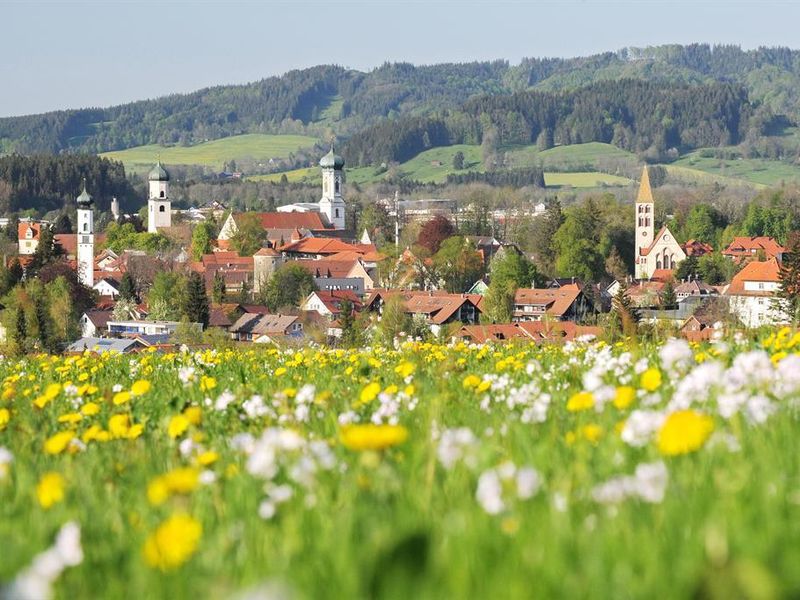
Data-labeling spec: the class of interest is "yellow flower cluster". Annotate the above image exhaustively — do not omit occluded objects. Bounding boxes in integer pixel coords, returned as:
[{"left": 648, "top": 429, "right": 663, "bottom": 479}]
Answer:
[
  {"left": 147, "top": 467, "right": 201, "bottom": 505},
  {"left": 340, "top": 424, "right": 408, "bottom": 451},
  {"left": 657, "top": 410, "right": 714, "bottom": 456},
  {"left": 143, "top": 514, "right": 202, "bottom": 571}
]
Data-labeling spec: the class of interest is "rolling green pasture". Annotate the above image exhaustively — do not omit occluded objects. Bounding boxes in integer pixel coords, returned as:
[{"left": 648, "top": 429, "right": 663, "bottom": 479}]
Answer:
[{"left": 101, "top": 134, "right": 318, "bottom": 174}]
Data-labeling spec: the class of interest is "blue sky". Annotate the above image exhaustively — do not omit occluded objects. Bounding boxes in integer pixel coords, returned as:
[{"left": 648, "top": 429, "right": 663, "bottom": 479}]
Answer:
[{"left": 2, "top": 0, "right": 800, "bottom": 117}]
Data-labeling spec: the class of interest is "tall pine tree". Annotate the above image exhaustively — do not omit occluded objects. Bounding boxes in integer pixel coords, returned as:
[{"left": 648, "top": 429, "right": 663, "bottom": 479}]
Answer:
[
  {"left": 183, "top": 272, "right": 210, "bottom": 328},
  {"left": 777, "top": 235, "right": 800, "bottom": 324}
]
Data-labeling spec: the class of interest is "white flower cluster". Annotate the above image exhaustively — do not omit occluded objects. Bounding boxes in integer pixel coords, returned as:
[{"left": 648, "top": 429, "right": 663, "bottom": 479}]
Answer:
[
  {"left": 3, "top": 522, "right": 83, "bottom": 600},
  {"left": 436, "top": 427, "right": 479, "bottom": 470},
  {"left": 476, "top": 462, "right": 541, "bottom": 515},
  {"left": 591, "top": 462, "right": 668, "bottom": 505},
  {"left": 234, "top": 428, "right": 336, "bottom": 520}
]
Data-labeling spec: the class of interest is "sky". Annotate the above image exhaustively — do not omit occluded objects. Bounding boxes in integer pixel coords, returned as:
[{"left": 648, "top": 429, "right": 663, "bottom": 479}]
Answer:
[{"left": 2, "top": 0, "right": 800, "bottom": 117}]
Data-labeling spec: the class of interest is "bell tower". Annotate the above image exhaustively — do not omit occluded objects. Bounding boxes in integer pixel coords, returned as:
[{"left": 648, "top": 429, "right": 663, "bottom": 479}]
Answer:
[
  {"left": 318, "top": 145, "right": 346, "bottom": 230},
  {"left": 147, "top": 160, "right": 171, "bottom": 233},
  {"left": 635, "top": 166, "right": 655, "bottom": 279},
  {"left": 76, "top": 179, "right": 94, "bottom": 287}
]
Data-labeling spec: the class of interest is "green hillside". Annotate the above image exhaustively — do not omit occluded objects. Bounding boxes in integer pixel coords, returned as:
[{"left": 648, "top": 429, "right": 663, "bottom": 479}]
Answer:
[
  {"left": 672, "top": 151, "right": 800, "bottom": 186},
  {"left": 100, "top": 134, "right": 318, "bottom": 174}
]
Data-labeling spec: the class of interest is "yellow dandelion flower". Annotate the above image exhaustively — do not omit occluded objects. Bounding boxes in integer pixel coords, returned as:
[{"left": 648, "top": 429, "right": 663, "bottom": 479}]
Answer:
[
  {"left": 196, "top": 451, "right": 219, "bottom": 466},
  {"left": 274, "top": 367, "right": 287, "bottom": 377},
  {"left": 131, "top": 380, "right": 151, "bottom": 396},
  {"left": 183, "top": 406, "right": 202, "bottom": 425},
  {"left": 340, "top": 424, "right": 408, "bottom": 451},
  {"left": 81, "top": 402, "right": 100, "bottom": 416},
  {"left": 462, "top": 374, "right": 481, "bottom": 389},
  {"left": 581, "top": 424, "right": 603, "bottom": 443},
  {"left": 82, "top": 424, "right": 110, "bottom": 444},
  {"left": 0, "top": 407, "right": 9, "bottom": 430},
  {"left": 613, "top": 386, "right": 636, "bottom": 410},
  {"left": 394, "top": 361, "right": 415, "bottom": 378},
  {"left": 143, "top": 514, "right": 202, "bottom": 571},
  {"left": 77, "top": 372, "right": 89, "bottom": 382},
  {"left": 36, "top": 472, "right": 65, "bottom": 509},
  {"left": 2, "top": 387, "right": 14, "bottom": 401},
  {"left": 113, "top": 391, "right": 131, "bottom": 405},
  {"left": 168, "top": 415, "right": 190, "bottom": 439},
  {"left": 57, "top": 412, "right": 82, "bottom": 424},
  {"left": 108, "top": 414, "right": 131, "bottom": 439},
  {"left": 640, "top": 368, "right": 662, "bottom": 392},
  {"left": 657, "top": 410, "right": 714, "bottom": 456},
  {"left": 199, "top": 376, "right": 217, "bottom": 392},
  {"left": 358, "top": 382, "right": 381, "bottom": 406},
  {"left": 43, "top": 431, "right": 74, "bottom": 455},
  {"left": 126, "top": 423, "right": 144, "bottom": 440},
  {"left": 567, "top": 391, "right": 594, "bottom": 412}
]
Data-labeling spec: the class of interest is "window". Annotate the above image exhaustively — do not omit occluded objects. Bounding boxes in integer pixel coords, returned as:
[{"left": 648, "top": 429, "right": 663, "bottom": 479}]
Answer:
[
  {"left": 758, "top": 282, "right": 764, "bottom": 290},
  {"left": 335, "top": 209, "right": 340, "bottom": 218},
  {"left": 159, "top": 205, "right": 165, "bottom": 213},
  {"left": 83, "top": 223, "right": 88, "bottom": 232},
  {"left": 160, "top": 191, "right": 165, "bottom": 198},
  {"left": 335, "top": 180, "right": 340, "bottom": 193}
]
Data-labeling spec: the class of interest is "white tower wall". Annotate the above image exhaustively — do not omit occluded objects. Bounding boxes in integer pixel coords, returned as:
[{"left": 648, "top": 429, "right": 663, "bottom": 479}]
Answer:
[
  {"left": 319, "top": 167, "right": 346, "bottom": 229},
  {"left": 77, "top": 207, "right": 94, "bottom": 287},
  {"left": 147, "top": 179, "right": 171, "bottom": 233}
]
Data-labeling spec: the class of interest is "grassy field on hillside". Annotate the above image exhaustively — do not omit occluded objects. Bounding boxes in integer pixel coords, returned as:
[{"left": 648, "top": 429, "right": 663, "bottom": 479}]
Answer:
[
  {"left": 101, "top": 134, "right": 318, "bottom": 174},
  {"left": 544, "top": 171, "right": 633, "bottom": 187},
  {"left": 672, "top": 152, "right": 800, "bottom": 186},
  {"left": 507, "top": 142, "right": 638, "bottom": 170}
]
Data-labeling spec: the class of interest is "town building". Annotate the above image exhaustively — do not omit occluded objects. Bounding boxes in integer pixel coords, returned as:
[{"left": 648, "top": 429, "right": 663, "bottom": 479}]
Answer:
[
  {"left": 457, "top": 321, "right": 602, "bottom": 344},
  {"left": 722, "top": 236, "right": 785, "bottom": 263},
  {"left": 512, "top": 285, "right": 594, "bottom": 322},
  {"left": 229, "top": 313, "right": 303, "bottom": 343},
  {"left": 634, "top": 166, "right": 686, "bottom": 279},
  {"left": 18, "top": 222, "right": 42, "bottom": 255},
  {"left": 725, "top": 258, "right": 788, "bottom": 327}
]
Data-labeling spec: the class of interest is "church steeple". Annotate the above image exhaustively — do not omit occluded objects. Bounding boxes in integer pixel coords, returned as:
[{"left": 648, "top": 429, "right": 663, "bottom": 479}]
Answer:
[
  {"left": 76, "top": 179, "right": 95, "bottom": 287},
  {"left": 635, "top": 166, "right": 655, "bottom": 278},
  {"left": 147, "top": 159, "right": 171, "bottom": 233},
  {"left": 319, "top": 144, "right": 345, "bottom": 230}
]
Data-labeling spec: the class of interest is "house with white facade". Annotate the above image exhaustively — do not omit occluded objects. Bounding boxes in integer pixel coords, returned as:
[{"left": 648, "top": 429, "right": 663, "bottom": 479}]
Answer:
[{"left": 725, "top": 258, "right": 788, "bottom": 327}]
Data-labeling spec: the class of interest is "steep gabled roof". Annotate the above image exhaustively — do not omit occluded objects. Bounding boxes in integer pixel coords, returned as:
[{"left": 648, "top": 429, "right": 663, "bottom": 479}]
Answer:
[
  {"left": 723, "top": 236, "right": 785, "bottom": 259},
  {"left": 513, "top": 287, "right": 583, "bottom": 318}
]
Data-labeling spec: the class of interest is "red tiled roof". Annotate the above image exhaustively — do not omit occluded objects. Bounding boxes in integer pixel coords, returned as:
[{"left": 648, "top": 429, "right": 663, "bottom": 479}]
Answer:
[
  {"left": 236, "top": 212, "right": 328, "bottom": 232},
  {"left": 725, "top": 258, "right": 781, "bottom": 296},
  {"left": 18, "top": 222, "right": 41, "bottom": 240},
  {"left": 308, "top": 290, "right": 362, "bottom": 315},
  {"left": 293, "top": 259, "right": 358, "bottom": 279},
  {"left": 682, "top": 239, "right": 714, "bottom": 257},
  {"left": 279, "top": 237, "right": 365, "bottom": 256},
  {"left": 723, "top": 237, "right": 785, "bottom": 260}
]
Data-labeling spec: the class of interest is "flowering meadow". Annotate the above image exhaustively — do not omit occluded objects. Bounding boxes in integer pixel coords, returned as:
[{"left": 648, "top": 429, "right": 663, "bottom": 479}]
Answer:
[{"left": 2, "top": 332, "right": 800, "bottom": 599}]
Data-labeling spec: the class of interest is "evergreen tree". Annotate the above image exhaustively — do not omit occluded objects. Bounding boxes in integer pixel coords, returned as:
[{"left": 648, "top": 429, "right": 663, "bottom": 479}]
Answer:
[
  {"left": 264, "top": 264, "right": 316, "bottom": 311},
  {"left": 30, "top": 225, "right": 59, "bottom": 272},
  {"left": 610, "top": 283, "right": 640, "bottom": 338},
  {"left": 13, "top": 307, "right": 26, "bottom": 353},
  {"left": 183, "top": 272, "right": 210, "bottom": 328},
  {"left": 7, "top": 260, "right": 22, "bottom": 287},
  {"left": 675, "top": 256, "right": 699, "bottom": 281},
  {"left": 452, "top": 151, "right": 465, "bottom": 170},
  {"left": 660, "top": 279, "right": 677, "bottom": 310},
  {"left": 190, "top": 222, "right": 214, "bottom": 261},
  {"left": 33, "top": 294, "right": 56, "bottom": 354},
  {"left": 119, "top": 272, "right": 137, "bottom": 302},
  {"left": 54, "top": 213, "right": 73, "bottom": 234},
  {"left": 777, "top": 235, "right": 800, "bottom": 324},
  {"left": 338, "top": 299, "right": 361, "bottom": 348},
  {"left": 212, "top": 272, "right": 227, "bottom": 304},
  {"left": 5, "top": 215, "right": 19, "bottom": 242}
]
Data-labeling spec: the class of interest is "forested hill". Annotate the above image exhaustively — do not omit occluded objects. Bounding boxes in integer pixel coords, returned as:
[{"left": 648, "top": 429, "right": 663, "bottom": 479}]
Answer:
[
  {"left": 344, "top": 80, "right": 750, "bottom": 166},
  {"left": 2, "top": 44, "right": 800, "bottom": 155}
]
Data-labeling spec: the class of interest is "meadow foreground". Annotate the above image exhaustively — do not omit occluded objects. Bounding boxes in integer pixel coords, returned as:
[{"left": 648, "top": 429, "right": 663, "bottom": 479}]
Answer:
[{"left": 1, "top": 333, "right": 800, "bottom": 599}]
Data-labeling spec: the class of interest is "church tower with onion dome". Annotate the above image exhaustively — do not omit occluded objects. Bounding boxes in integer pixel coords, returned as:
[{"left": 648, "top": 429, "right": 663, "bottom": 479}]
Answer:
[
  {"left": 318, "top": 145, "right": 346, "bottom": 230},
  {"left": 147, "top": 160, "right": 171, "bottom": 233},
  {"left": 76, "top": 180, "right": 94, "bottom": 287}
]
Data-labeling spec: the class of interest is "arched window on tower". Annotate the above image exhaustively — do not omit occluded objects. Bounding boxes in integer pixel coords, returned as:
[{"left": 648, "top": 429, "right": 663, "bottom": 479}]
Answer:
[
  {"left": 160, "top": 191, "right": 165, "bottom": 198},
  {"left": 159, "top": 205, "right": 165, "bottom": 213},
  {"left": 335, "top": 179, "right": 340, "bottom": 194},
  {"left": 335, "top": 208, "right": 340, "bottom": 218},
  {"left": 83, "top": 223, "right": 88, "bottom": 232}
]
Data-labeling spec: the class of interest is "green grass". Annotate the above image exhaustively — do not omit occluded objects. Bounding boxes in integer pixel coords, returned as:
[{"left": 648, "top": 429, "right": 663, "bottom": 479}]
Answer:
[
  {"left": 672, "top": 151, "right": 800, "bottom": 186},
  {"left": 507, "top": 141, "right": 638, "bottom": 171},
  {"left": 2, "top": 336, "right": 800, "bottom": 598},
  {"left": 544, "top": 171, "right": 633, "bottom": 187},
  {"left": 101, "top": 134, "right": 318, "bottom": 174}
]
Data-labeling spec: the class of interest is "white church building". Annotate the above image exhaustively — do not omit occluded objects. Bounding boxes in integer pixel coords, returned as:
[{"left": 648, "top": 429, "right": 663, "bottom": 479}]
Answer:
[{"left": 634, "top": 166, "right": 686, "bottom": 279}]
